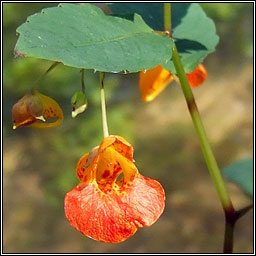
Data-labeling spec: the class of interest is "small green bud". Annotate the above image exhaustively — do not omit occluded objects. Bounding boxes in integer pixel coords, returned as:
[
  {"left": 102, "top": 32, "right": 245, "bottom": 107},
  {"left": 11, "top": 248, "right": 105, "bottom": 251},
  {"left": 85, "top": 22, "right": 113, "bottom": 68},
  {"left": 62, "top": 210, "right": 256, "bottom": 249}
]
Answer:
[{"left": 71, "top": 91, "right": 88, "bottom": 118}]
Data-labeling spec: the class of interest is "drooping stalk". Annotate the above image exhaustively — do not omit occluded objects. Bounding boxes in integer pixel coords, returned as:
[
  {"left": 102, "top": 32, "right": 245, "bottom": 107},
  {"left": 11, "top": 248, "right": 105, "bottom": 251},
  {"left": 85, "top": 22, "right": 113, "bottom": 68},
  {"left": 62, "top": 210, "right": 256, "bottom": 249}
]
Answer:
[
  {"left": 81, "top": 69, "right": 86, "bottom": 93},
  {"left": 163, "top": 3, "right": 237, "bottom": 253},
  {"left": 99, "top": 72, "right": 109, "bottom": 138},
  {"left": 32, "top": 62, "right": 59, "bottom": 91}
]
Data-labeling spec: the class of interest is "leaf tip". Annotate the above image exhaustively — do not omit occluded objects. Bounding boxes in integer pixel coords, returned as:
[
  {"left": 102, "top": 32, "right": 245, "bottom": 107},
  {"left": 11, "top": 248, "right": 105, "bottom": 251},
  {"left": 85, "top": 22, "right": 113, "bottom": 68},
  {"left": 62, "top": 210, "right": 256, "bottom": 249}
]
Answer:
[{"left": 13, "top": 49, "right": 26, "bottom": 58}]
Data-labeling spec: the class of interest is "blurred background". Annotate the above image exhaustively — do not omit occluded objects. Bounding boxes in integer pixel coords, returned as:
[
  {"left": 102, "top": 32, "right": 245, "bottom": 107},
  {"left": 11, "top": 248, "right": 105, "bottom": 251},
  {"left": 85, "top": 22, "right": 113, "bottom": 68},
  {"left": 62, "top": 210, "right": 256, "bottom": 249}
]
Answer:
[{"left": 3, "top": 3, "right": 253, "bottom": 253}]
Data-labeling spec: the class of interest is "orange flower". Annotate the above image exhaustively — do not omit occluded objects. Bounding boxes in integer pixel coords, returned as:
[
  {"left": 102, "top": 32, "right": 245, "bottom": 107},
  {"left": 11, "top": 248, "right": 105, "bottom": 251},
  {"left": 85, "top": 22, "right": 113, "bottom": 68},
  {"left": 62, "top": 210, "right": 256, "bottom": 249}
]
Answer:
[
  {"left": 64, "top": 135, "right": 165, "bottom": 243},
  {"left": 12, "top": 90, "right": 63, "bottom": 129},
  {"left": 139, "top": 64, "right": 207, "bottom": 101}
]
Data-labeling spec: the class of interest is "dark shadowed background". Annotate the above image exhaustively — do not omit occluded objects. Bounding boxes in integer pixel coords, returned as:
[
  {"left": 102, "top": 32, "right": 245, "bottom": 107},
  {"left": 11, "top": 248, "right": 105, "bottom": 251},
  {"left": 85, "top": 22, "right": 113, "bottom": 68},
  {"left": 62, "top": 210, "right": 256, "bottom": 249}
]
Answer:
[{"left": 3, "top": 3, "right": 253, "bottom": 253}]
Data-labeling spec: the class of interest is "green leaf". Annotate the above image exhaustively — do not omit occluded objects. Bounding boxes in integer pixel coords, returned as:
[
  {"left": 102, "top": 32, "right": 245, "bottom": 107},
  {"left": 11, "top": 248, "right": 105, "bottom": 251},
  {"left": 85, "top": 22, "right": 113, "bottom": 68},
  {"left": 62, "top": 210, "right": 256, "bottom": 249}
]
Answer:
[
  {"left": 14, "top": 3, "right": 173, "bottom": 73},
  {"left": 109, "top": 3, "right": 219, "bottom": 72},
  {"left": 222, "top": 158, "right": 253, "bottom": 198}
]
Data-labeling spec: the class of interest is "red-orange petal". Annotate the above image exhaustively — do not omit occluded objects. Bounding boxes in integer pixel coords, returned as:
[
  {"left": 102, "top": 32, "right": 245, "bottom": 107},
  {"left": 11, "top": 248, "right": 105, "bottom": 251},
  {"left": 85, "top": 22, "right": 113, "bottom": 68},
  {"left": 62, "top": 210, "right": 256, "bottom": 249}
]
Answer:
[
  {"left": 65, "top": 174, "right": 165, "bottom": 243},
  {"left": 120, "top": 174, "right": 165, "bottom": 227},
  {"left": 186, "top": 64, "right": 207, "bottom": 88},
  {"left": 139, "top": 65, "right": 173, "bottom": 102},
  {"left": 65, "top": 135, "right": 165, "bottom": 243}
]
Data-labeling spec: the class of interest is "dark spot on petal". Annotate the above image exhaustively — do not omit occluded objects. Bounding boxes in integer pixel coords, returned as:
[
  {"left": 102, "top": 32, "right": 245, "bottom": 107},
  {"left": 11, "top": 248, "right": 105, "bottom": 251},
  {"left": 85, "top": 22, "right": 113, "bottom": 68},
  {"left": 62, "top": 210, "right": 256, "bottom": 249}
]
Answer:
[
  {"left": 77, "top": 173, "right": 83, "bottom": 179},
  {"left": 102, "top": 170, "right": 110, "bottom": 179}
]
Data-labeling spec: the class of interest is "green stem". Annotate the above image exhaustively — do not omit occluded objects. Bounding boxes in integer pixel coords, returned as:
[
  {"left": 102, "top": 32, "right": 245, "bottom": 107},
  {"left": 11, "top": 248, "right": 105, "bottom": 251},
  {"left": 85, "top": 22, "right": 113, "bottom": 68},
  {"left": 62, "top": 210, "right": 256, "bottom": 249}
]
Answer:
[
  {"left": 164, "top": 2, "right": 234, "bottom": 214},
  {"left": 32, "top": 62, "right": 59, "bottom": 91},
  {"left": 173, "top": 42, "right": 236, "bottom": 254},
  {"left": 81, "top": 69, "right": 86, "bottom": 93},
  {"left": 99, "top": 72, "right": 109, "bottom": 138},
  {"left": 163, "top": 3, "right": 236, "bottom": 253},
  {"left": 163, "top": 3, "right": 172, "bottom": 36},
  {"left": 172, "top": 45, "right": 233, "bottom": 211}
]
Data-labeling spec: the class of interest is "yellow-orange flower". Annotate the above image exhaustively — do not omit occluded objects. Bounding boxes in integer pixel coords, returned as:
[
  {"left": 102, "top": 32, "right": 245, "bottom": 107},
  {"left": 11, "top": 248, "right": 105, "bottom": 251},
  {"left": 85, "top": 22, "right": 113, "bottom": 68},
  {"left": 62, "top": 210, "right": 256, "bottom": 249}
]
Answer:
[
  {"left": 139, "top": 64, "right": 207, "bottom": 101},
  {"left": 12, "top": 90, "right": 63, "bottom": 129},
  {"left": 64, "top": 135, "right": 165, "bottom": 243}
]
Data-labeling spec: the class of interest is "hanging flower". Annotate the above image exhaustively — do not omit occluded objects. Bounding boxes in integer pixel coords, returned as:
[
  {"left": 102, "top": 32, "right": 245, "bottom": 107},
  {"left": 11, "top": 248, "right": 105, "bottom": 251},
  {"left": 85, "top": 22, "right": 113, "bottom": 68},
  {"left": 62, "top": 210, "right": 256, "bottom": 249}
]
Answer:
[
  {"left": 12, "top": 90, "right": 63, "bottom": 129},
  {"left": 64, "top": 135, "right": 165, "bottom": 243},
  {"left": 139, "top": 64, "right": 207, "bottom": 101}
]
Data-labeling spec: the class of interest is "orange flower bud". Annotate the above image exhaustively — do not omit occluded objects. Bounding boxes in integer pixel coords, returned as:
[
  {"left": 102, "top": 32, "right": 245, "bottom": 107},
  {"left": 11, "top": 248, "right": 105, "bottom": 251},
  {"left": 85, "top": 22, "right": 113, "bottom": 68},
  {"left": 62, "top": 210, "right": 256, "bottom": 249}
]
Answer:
[
  {"left": 12, "top": 90, "right": 63, "bottom": 129},
  {"left": 65, "top": 135, "right": 165, "bottom": 243}
]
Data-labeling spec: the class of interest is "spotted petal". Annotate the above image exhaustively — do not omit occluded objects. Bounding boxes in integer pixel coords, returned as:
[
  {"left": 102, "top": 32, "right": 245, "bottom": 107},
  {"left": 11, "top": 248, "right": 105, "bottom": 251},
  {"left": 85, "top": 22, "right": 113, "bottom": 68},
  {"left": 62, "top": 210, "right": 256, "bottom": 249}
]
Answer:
[{"left": 12, "top": 90, "right": 63, "bottom": 129}]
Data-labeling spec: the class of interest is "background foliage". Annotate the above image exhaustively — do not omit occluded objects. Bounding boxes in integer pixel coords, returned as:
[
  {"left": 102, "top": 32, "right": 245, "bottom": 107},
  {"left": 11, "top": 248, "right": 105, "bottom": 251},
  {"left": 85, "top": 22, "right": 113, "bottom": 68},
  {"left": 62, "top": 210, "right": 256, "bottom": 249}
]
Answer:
[{"left": 3, "top": 3, "right": 253, "bottom": 253}]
